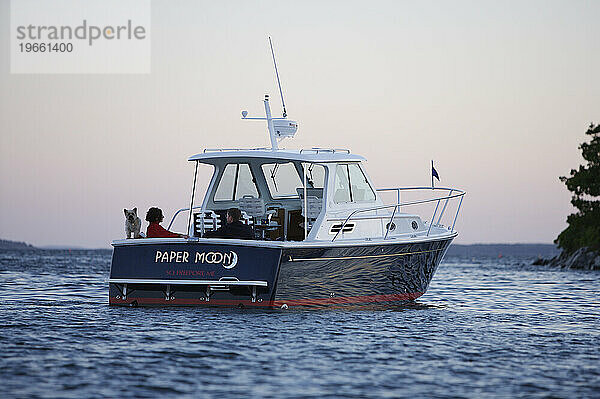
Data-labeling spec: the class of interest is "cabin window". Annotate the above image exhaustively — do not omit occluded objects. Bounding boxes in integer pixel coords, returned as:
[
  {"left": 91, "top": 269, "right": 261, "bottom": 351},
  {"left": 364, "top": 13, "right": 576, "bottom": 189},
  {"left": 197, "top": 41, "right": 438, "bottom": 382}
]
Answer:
[
  {"left": 305, "top": 163, "right": 326, "bottom": 189},
  {"left": 334, "top": 163, "right": 376, "bottom": 203},
  {"left": 334, "top": 165, "right": 351, "bottom": 203},
  {"left": 262, "top": 162, "right": 303, "bottom": 198},
  {"left": 214, "top": 163, "right": 259, "bottom": 201}
]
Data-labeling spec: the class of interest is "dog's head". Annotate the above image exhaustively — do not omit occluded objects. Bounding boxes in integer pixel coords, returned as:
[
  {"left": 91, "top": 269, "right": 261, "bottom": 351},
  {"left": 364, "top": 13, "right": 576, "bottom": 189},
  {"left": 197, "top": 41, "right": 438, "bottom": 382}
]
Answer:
[{"left": 124, "top": 208, "right": 138, "bottom": 223}]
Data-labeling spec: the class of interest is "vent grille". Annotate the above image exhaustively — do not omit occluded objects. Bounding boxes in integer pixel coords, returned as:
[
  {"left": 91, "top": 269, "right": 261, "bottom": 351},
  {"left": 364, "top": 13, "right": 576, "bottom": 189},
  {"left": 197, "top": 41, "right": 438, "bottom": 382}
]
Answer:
[{"left": 329, "top": 223, "right": 355, "bottom": 234}]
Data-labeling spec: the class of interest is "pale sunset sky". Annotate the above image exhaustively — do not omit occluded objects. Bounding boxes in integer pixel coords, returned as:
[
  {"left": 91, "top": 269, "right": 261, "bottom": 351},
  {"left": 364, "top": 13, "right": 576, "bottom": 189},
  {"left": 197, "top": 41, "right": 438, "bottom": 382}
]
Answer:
[{"left": 0, "top": 0, "right": 599, "bottom": 248}]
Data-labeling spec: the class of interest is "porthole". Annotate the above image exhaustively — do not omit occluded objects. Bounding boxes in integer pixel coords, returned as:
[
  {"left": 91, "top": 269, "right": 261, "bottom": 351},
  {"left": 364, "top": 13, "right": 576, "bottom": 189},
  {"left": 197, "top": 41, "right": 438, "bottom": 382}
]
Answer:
[
  {"left": 411, "top": 221, "right": 418, "bottom": 230},
  {"left": 386, "top": 222, "right": 396, "bottom": 231}
]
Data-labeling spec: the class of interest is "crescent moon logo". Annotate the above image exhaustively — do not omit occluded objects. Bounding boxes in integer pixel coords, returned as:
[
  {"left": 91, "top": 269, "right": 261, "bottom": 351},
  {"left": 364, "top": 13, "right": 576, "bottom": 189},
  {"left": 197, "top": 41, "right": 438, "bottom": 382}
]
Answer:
[{"left": 223, "top": 251, "right": 238, "bottom": 269}]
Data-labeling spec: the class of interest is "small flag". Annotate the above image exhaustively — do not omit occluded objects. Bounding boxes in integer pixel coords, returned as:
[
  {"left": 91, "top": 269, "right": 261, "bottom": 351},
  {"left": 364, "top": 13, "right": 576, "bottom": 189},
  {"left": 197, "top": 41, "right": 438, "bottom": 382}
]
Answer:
[
  {"left": 431, "top": 160, "right": 440, "bottom": 181},
  {"left": 431, "top": 160, "right": 439, "bottom": 189},
  {"left": 432, "top": 164, "right": 440, "bottom": 181}
]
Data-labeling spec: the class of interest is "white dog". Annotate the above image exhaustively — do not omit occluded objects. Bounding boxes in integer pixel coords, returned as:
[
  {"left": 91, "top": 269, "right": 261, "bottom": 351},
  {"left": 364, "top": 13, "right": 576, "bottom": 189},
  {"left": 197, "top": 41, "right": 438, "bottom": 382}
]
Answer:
[{"left": 124, "top": 208, "right": 142, "bottom": 239}]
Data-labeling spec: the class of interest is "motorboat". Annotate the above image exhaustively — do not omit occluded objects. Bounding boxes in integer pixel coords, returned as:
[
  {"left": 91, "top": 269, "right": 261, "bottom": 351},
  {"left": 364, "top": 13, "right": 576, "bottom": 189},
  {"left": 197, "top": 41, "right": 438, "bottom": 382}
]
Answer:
[{"left": 108, "top": 42, "right": 465, "bottom": 308}]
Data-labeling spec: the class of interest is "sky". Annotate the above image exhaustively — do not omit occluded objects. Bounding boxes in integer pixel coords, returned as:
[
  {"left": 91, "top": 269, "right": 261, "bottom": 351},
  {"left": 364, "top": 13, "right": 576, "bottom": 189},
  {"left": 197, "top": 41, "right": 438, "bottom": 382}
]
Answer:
[{"left": 0, "top": 0, "right": 599, "bottom": 248}]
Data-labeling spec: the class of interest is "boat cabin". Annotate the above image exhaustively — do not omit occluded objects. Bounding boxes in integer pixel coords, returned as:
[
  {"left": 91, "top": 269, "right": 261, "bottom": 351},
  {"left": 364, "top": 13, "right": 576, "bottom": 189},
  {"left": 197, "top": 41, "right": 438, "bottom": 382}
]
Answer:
[{"left": 187, "top": 148, "right": 426, "bottom": 242}]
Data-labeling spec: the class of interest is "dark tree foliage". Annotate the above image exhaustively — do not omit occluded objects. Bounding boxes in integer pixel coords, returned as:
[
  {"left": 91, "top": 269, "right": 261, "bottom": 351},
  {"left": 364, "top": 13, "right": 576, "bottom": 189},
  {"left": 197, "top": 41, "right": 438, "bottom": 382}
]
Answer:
[{"left": 555, "top": 123, "right": 600, "bottom": 253}]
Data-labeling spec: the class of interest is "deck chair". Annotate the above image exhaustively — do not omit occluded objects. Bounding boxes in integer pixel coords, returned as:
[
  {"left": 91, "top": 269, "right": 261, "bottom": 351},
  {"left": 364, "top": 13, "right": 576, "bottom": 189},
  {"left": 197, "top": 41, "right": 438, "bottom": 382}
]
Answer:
[
  {"left": 193, "top": 210, "right": 221, "bottom": 237},
  {"left": 238, "top": 195, "right": 266, "bottom": 222}
]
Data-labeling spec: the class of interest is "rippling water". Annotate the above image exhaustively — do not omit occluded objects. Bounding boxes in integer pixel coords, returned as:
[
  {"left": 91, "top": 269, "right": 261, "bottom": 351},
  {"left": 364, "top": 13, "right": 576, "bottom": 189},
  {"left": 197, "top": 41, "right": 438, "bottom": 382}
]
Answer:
[{"left": 1, "top": 249, "right": 598, "bottom": 398}]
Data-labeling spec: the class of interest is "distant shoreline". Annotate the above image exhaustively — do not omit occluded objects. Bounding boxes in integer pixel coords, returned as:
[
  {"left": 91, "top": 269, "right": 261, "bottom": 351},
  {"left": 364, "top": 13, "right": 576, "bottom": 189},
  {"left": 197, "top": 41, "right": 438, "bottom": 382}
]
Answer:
[
  {"left": 0, "top": 239, "right": 111, "bottom": 251},
  {"left": 0, "top": 238, "right": 559, "bottom": 257},
  {"left": 0, "top": 239, "right": 36, "bottom": 250},
  {"left": 446, "top": 243, "right": 560, "bottom": 258}
]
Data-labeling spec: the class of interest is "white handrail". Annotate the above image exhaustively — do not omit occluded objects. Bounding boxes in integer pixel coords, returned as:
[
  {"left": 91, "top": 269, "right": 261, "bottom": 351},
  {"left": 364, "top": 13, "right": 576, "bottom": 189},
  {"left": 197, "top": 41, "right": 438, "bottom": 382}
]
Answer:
[
  {"left": 169, "top": 187, "right": 465, "bottom": 242},
  {"left": 203, "top": 147, "right": 270, "bottom": 153},
  {"left": 377, "top": 186, "right": 461, "bottom": 193},
  {"left": 331, "top": 187, "right": 465, "bottom": 242},
  {"left": 299, "top": 148, "right": 351, "bottom": 154},
  {"left": 167, "top": 206, "right": 204, "bottom": 231}
]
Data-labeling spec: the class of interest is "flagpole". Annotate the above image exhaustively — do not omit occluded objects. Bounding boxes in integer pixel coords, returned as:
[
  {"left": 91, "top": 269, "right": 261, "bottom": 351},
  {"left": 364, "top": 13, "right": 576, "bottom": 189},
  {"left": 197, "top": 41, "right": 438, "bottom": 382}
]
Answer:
[{"left": 431, "top": 160, "right": 434, "bottom": 189}]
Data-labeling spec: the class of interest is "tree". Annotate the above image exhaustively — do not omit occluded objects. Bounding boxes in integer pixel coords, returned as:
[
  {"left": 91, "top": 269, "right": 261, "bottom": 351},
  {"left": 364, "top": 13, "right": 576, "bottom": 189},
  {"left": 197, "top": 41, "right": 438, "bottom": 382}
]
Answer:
[{"left": 555, "top": 123, "right": 600, "bottom": 253}]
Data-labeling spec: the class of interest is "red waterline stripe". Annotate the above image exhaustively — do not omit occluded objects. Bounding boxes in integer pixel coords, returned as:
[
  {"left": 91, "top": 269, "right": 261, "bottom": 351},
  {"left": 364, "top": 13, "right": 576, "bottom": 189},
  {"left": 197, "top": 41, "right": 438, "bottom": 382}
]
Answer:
[{"left": 109, "top": 292, "right": 423, "bottom": 307}]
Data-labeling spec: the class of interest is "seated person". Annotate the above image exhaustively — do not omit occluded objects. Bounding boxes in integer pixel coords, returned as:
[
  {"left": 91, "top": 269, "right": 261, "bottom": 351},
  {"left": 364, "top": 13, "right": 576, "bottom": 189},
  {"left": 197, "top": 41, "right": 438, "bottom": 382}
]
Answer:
[
  {"left": 145, "top": 207, "right": 188, "bottom": 238},
  {"left": 204, "top": 208, "right": 253, "bottom": 240}
]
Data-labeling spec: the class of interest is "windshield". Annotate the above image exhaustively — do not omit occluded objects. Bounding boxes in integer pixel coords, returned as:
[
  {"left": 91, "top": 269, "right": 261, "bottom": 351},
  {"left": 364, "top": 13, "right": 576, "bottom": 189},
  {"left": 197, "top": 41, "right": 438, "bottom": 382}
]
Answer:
[
  {"left": 334, "top": 163, "right": 376, "bottom": 203},
  {"left": 262, "top": 162, "right": 327, "bottom": 199},
  {"left": 214, "top": 163, "right": 259, "bottom": 201},
  {"left": 262, "top": 162, "right": 302, "bottom": 198}
]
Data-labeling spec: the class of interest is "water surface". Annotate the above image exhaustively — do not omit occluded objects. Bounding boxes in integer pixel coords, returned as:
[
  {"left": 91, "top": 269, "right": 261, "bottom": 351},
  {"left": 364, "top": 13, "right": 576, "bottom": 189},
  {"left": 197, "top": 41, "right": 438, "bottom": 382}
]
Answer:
[{"left": 1, "top": 250, "right": 598, "bottom": 398}]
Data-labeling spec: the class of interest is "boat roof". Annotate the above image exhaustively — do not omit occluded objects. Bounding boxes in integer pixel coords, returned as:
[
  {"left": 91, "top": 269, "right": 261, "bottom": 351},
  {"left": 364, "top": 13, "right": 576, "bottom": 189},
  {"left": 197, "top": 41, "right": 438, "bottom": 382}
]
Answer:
[{"left": 188, "top": 148, "right": 366, "bottom": 163}]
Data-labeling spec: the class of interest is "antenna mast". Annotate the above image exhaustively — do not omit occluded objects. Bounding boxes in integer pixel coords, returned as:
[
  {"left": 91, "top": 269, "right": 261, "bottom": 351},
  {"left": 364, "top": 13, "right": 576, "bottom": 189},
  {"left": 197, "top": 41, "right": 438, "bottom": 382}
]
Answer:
[
  {"left": 241, "top": 37, "right": 298, "bottom": 150},
  {"left": 269, "top": 36, "right": 287, "bottom": 118}
]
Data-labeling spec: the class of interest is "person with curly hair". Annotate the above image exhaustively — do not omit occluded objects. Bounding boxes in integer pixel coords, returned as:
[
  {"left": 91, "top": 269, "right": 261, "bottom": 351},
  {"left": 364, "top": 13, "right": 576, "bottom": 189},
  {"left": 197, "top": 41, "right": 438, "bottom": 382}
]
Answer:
[{"left": 145, "top": 207, "right": 188, "bottom": 238}]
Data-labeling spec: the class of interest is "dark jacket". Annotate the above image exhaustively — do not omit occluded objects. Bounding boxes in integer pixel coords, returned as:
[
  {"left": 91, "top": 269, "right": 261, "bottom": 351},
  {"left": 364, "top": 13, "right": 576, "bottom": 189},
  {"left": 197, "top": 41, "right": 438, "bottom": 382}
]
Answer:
[{"left": 204, "top": 221, "right": 254, "bottom": 240}]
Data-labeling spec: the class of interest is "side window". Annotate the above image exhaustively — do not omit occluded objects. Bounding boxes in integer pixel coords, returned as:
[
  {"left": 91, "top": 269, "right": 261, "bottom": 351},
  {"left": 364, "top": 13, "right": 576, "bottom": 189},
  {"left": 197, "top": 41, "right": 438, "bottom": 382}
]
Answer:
[
  {"left": 214, "top": 164, "right": 236, "bottom": 201},
  {"left": 306, "top": 164, "right": 326, "bottom": 189},
  {"left": 334, "top": 164, "right": 376, "bottom": 203},
  {"left": 348, "top": 164, "right": 376, "bottom": 202},
  {"left": 334, "top": 165, "right": 351, "bottom": 203},
  {"left": 214, "top": 163, "right": 259, "bottom": 201}
]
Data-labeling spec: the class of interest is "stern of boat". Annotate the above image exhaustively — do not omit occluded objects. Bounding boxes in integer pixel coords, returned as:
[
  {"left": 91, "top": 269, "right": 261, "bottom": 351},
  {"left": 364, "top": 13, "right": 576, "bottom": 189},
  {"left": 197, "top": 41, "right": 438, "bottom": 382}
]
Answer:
[{"left": 109, "top": 238, "right": 282, "bottom": 307}]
